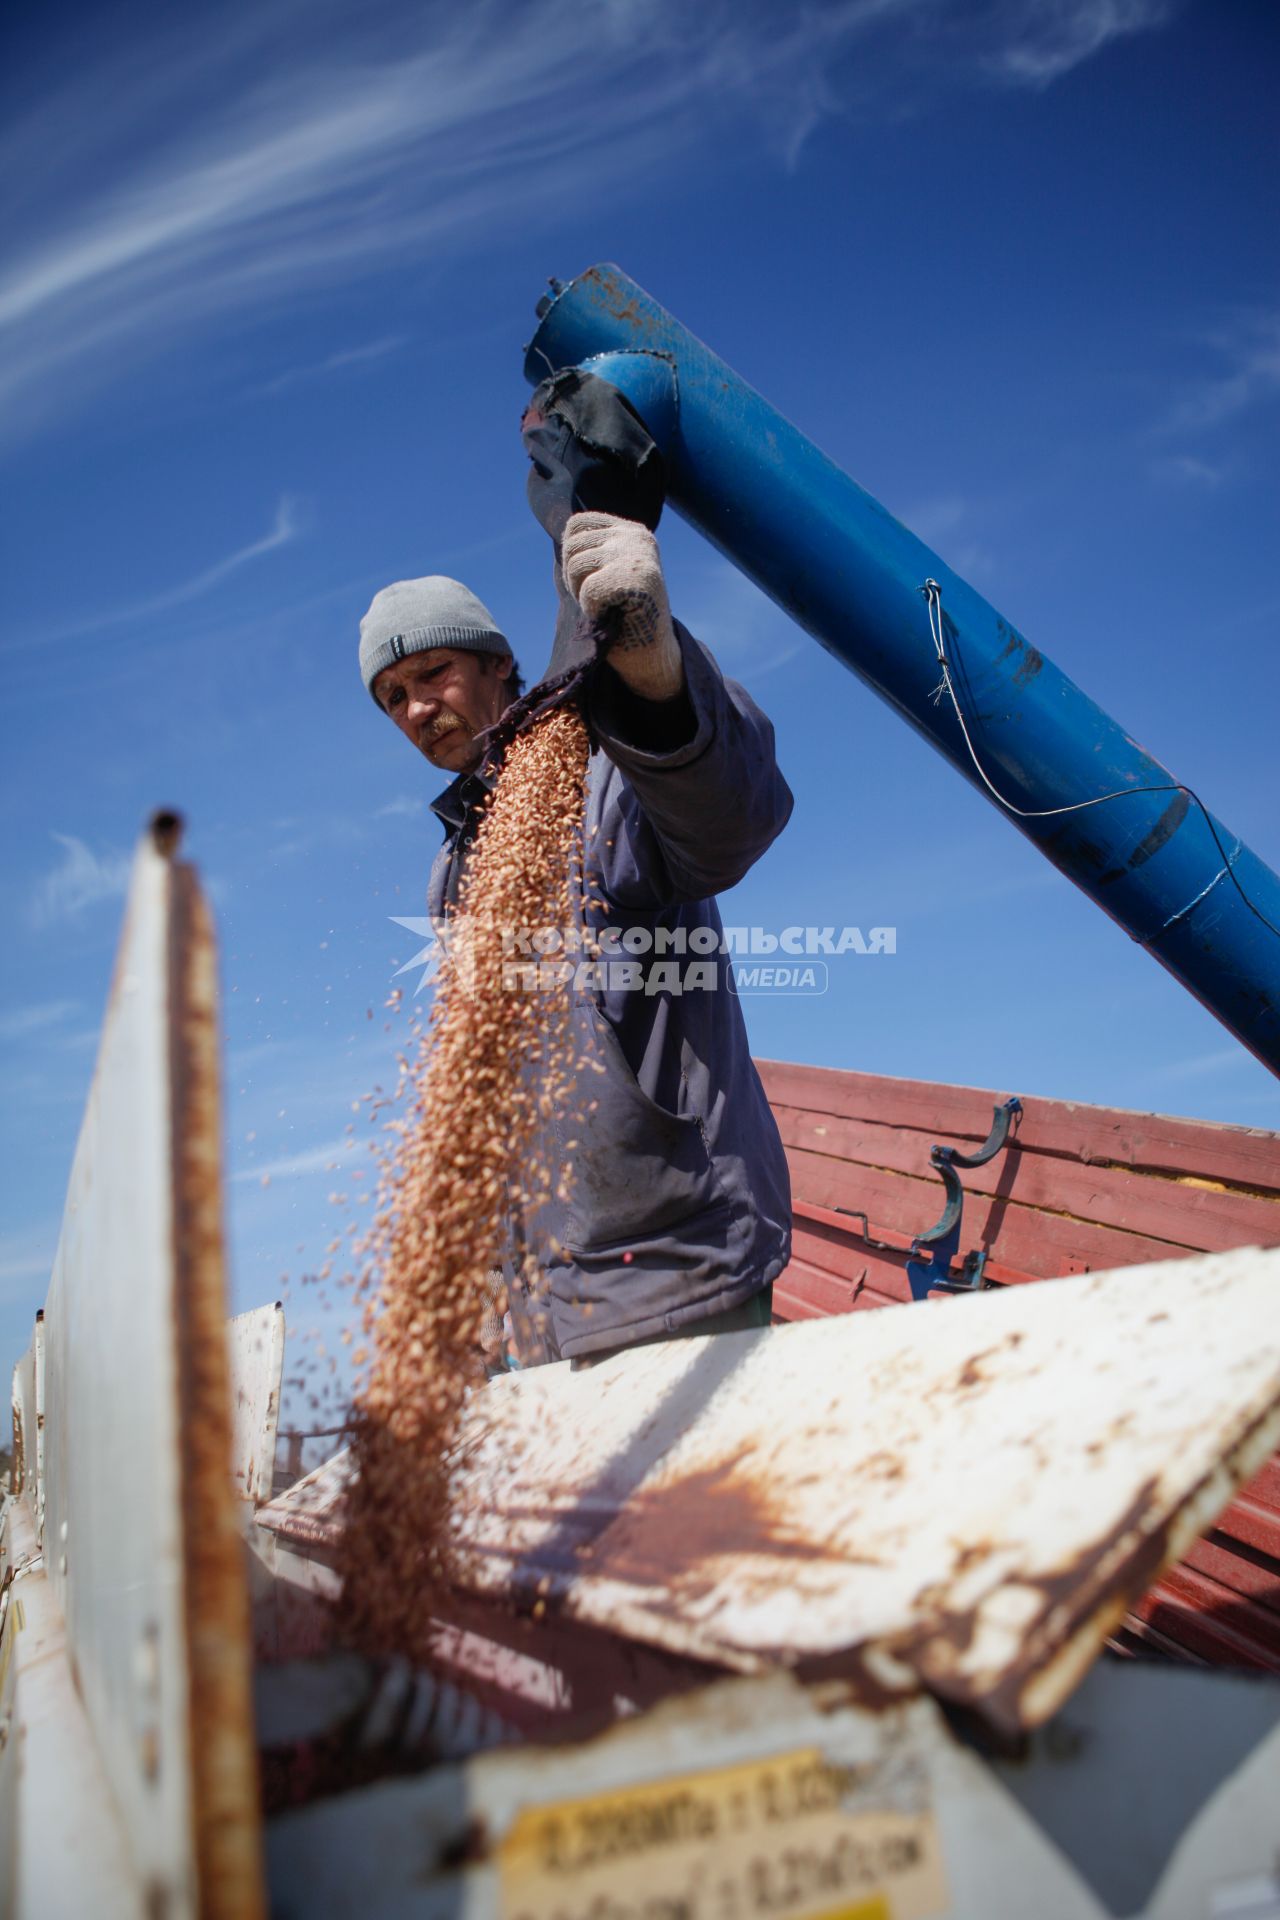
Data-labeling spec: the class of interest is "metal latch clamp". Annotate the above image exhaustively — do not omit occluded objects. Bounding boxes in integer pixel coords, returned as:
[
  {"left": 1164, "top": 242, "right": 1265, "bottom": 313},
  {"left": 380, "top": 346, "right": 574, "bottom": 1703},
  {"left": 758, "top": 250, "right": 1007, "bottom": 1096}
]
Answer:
[{"left": 906, "top": 1097, "right": 1022, "bottom": 1301}]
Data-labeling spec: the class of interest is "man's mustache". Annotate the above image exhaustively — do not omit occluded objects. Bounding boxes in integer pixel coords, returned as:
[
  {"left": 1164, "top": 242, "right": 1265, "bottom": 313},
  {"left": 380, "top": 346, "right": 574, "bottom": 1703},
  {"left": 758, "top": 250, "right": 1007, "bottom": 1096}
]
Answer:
[{"left": 421, "top": 711, "right": 469, "bottom": 747}]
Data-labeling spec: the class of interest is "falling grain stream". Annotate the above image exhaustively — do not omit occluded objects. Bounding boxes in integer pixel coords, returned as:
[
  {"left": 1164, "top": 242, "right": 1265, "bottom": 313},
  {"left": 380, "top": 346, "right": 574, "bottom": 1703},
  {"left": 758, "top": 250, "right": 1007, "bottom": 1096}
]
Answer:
[{"left": 341, "top": 705, "right": 591, "bottom": 1659}]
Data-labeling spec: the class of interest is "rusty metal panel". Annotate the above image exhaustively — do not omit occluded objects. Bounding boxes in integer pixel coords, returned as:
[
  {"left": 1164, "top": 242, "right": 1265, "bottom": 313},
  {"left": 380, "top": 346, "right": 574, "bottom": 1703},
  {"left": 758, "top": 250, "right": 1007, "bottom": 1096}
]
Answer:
[
  {"left": 32, "top": 1314, "right": 45, "bottom": 1548},
  {"left": 41, "top": 829, "right": 198, "bottom": 1912},
  {"left": 38, "top": 821, "right": 263, "bottom": 1920},
  {"left": 2, "top": 1497, "right": 144, "bottom": 1920},
  {"left": 228, "top": 1304, "right": 285, "bottom": 1506},
  {"left": 0, "top": 1510, "right": 19, "bottom": 1917},
  {"left": 255, "top": 1446, "right": 352, "bottom": 1554},
  {"left": 9, "top": 1350, "right": 34, "bottom": 1503},
  {"left": 453, "top": 1245, "right": 1280, "bottom": 1733}
]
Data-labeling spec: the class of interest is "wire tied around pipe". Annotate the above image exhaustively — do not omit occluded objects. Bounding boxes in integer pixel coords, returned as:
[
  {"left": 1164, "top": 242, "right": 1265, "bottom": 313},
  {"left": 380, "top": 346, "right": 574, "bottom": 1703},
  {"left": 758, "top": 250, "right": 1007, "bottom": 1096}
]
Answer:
[{"left": 918, "top": 578, "right": 1279, "bottom": 945}]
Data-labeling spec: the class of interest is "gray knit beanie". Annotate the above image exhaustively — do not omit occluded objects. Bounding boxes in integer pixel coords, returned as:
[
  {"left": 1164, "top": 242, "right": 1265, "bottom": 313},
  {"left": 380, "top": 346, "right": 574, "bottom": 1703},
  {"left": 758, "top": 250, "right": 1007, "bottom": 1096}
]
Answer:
[{"left": 359, "top": 576, "right": 510, "bottom": 703}]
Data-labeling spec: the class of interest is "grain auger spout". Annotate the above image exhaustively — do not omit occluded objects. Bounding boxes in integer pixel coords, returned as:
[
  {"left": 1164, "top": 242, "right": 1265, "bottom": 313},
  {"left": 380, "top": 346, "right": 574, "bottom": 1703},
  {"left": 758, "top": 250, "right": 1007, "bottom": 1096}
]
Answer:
[{"left": 522, "top": 263, "right": 1280, "bottom": 1074}]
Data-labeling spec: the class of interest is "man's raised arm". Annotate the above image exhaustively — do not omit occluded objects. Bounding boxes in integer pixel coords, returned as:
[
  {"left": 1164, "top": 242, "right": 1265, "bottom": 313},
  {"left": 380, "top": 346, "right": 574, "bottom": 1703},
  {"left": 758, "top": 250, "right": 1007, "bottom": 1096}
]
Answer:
[{"left": 562, "top": 509, "right": 793, "bottom": 902}]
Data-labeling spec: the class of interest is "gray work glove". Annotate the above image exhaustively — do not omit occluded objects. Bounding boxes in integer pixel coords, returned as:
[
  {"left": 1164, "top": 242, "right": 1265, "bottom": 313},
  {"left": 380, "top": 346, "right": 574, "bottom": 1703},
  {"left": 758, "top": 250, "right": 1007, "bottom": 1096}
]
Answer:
[{"left": 561, "top": 511, "right": 684, "bottom": 703}]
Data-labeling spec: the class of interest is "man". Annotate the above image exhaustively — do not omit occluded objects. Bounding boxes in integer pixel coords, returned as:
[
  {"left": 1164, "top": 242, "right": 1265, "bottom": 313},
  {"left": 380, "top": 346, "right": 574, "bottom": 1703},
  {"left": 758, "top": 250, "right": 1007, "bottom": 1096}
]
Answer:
[{"left": 360, "top": 509, "right": 794, "bottom": 1365}]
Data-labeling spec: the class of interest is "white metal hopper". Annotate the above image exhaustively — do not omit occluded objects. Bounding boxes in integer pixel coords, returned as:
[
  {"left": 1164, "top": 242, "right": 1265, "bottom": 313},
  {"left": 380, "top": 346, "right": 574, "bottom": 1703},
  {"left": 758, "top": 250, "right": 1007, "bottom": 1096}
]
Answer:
[{"left": 444, "top": 1248, "right": 1280, "bottom": 1733}]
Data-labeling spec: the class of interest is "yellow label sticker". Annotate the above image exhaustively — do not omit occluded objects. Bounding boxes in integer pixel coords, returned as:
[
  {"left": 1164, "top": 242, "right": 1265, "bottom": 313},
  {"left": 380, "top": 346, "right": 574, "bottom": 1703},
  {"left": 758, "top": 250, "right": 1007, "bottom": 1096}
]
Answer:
[{"left": 499, "top": 1745, "right": 946, "bottom": 1920}]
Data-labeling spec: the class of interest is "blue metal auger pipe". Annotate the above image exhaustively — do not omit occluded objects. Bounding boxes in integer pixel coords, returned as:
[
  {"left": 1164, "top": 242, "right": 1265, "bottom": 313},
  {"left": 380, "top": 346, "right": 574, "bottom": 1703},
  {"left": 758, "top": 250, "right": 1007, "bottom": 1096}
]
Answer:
[{"left": 525, "top": 263, "right": 1280, "bottom": 1074}]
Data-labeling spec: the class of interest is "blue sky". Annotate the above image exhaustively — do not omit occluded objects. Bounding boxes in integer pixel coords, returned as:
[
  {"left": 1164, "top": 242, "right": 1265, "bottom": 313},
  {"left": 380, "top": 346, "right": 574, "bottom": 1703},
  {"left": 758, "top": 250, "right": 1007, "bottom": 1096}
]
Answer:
[{"left": 3, "top": 0, "right": 1278, "bottom": 1386}]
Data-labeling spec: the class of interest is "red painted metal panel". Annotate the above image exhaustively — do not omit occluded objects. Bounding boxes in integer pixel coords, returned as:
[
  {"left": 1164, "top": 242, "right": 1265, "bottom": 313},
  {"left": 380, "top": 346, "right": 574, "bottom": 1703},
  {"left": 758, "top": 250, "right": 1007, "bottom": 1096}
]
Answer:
[
  {"left": 772, "top": 1103, "right": 1280, "bottom": 1254},
  {"left": 1182, "top": 1532, "right": 1280, "bottom": 1614},
  {"left": 790, "top": 1200, "right": 1038, "bottom": 1290},
  {"left": 1244, "top": 1457, "right": 1280, "bottom": 1508},
  {"left": 760, "top": 1059, "right": 1280, "bottom": 1679},
  {"left": 787, "top": 1234, "right": 913, "bottom": 1301},
  {"left": 771, "top": 1286, "right": 828, "bottom": 1322},
  {"left": 1214, "top": 1493, "right": 1280, "bottom": 1562},
  {"left": 774, "top": 1256, "right": 903, "bottom": 1319},
  {"left": 758, "top": 1060, "right": 1280, "bottom": 1193},
  {"left": 1133, "top": 1564, "right": 1280, "bottom": 1670},
  {"left": 774, "top": 1256, "right": 867, "bottom": 1317},
  {"left": 784, "top": 1145, "right": 1186, "bottom": 1278},
  {"left": 1111, "top": 1615, "right": 1209, "bottom": 1665}
]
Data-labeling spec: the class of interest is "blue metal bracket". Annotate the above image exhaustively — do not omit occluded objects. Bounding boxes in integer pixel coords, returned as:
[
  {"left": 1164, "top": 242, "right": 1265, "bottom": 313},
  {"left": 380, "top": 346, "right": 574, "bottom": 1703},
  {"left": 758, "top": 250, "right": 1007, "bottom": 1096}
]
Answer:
[{"left": 906, "top": 1098, "right": 1022, "bottom": 1301}]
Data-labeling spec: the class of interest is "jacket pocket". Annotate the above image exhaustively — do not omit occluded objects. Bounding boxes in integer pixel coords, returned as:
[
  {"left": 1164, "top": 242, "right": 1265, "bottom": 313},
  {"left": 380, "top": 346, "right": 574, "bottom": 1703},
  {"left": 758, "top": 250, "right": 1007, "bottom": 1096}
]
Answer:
[{"left": 562, "top": 1006, "right": 731, "bottom": 1254}]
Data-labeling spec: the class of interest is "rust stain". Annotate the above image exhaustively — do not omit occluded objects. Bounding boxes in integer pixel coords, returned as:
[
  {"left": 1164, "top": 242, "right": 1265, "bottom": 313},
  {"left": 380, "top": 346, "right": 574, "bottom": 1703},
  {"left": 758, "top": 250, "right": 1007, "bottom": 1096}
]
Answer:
[
  {"left": 168, "top": 861, "right": 267, "bottom": 1917},
  {"left": 580, "top": 1450, "right": 867, "bottom": 1610},
  {"left": 882, "top": 1475, "right": 1169, "bottom": 1736},
  {"left": 951, "top": 1542, "right": 992, "bottom": 1576},
  {"left": 259, "top": 1504, "right": 345, "bottom": 1555},
  {"left": 954, "top": 1347, "right": 999, "bottom": 1391},
  {"left": 859, "top": 1450, "right": 906, "bottom": 1483},
  {"left": 584, "top": 266, "right": 660, "bottom": 345},
  {"left": 1022, "top": 1477, "right": 1167, "bottom": 1620},
  {"left": 790, "top": 1645, "right": 916, "bottom": 1715}
]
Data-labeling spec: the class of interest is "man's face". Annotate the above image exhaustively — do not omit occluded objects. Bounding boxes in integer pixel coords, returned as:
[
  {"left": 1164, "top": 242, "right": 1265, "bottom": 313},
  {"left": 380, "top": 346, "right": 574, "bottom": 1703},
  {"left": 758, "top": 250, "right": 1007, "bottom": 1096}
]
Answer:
[{"left": 373, "top": 648, "right": 514, "bottom": 773}]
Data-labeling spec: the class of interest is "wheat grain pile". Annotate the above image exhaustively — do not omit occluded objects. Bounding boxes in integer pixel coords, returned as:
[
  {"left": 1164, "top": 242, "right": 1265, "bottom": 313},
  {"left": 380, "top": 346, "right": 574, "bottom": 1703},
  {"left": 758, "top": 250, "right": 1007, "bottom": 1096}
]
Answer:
[{"left": 341, "top": 704, "right": 590, "bottom": 1658}]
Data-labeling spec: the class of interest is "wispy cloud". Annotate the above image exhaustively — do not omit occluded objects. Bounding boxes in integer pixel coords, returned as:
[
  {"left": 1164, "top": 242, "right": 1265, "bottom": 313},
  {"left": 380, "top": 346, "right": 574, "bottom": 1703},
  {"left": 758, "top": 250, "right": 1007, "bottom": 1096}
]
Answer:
[
  {"left": 250, "top": 334, "right": 407, "bottom": 398},
  {"left": 1163, "top": 309, "right": 1280, "bottom": 435},
  {"left": 57, "top": 1028, "right": 102, "bottom": 1055},
  {"left": 0, "top": 4, "right": 685, "bottom": 439},
  {"left": 29, "top": 833, "right": 131, "bottom": 928},
  {"left": 0, "top": 0, "right": 1181, "bottom": 444},
  {"left": 374, "top": 795, "right": 427, "bottom": 820},
  {"left": 0, "top": 1225, "right": 56, "bottom": 1295},
  {"left": 24, "top": 497, "right": 299, "bottom": 650},
  {"left": 674, "top": 555, "right": 805, "bottom": 682},
  {"left": 983, "top": 0, "right": 1179, "bottom": 86},
  {"left": 232, "top": 1136, "right": 356, "bottom": 1183},
  {"left": 898, "top": 495, "right": 995, "bottom": 578},
  {"left": 1149, "top": 453, "right": 1225, "bottom": 488},
  {"left": 0, "top": 998, "right": 80, "bottom": 1042},
  {"left": 1149, "top": 1044, "right": 1254, "bottom": 1083}
]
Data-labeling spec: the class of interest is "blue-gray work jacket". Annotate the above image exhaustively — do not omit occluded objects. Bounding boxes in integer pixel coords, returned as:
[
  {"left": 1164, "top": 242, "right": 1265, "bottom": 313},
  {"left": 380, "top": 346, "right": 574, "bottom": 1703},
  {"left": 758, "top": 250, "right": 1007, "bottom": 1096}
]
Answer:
[{"left": 427, "top": 626, "right": 794, "bottom": 1360}]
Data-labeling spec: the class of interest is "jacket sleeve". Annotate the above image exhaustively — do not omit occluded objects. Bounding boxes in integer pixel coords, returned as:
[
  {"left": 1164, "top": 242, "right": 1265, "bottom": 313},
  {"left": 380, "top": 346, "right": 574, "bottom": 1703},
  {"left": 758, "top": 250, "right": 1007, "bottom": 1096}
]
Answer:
[{"left": 586, "top": 622, "right": 793, "bottom": 905}]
